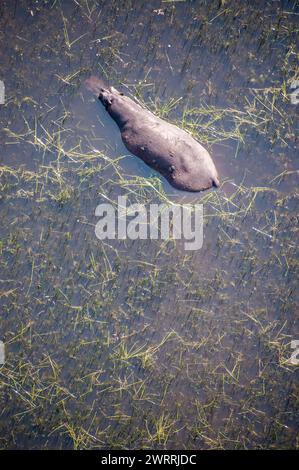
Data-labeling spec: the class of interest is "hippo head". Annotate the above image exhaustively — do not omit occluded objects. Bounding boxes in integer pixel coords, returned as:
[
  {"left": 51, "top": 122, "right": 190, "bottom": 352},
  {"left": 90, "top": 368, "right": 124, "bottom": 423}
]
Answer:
[
  {"left": 99, "top": 87, "right": 132, "bottom": 128},
  {"left": 98, "top": 87, "right": 124, "bottom": 110}
]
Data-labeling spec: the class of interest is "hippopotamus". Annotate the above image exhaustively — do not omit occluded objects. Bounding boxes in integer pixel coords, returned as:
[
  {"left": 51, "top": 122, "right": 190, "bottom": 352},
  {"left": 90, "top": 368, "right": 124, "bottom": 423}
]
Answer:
[{"left": 85, "top": 76, "right": 219, "bottom": 192}]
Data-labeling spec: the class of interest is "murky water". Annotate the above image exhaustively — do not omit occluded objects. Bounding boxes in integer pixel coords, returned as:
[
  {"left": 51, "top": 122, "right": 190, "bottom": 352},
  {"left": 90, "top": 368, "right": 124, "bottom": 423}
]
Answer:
[{"left": 0, "top": 0, "right": 298, "bottom": 449}]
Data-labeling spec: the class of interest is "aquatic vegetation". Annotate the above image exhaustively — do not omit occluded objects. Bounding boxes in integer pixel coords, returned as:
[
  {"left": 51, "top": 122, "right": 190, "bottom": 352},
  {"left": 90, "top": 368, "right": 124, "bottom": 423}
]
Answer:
[{"left": 0, "top": 0, "right": 298, "bottom": 450}]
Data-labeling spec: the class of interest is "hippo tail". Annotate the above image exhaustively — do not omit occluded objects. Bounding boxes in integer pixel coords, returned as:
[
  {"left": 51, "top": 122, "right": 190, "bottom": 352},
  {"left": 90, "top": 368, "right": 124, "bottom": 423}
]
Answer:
[{"left": 212, "top": 175, "right": 220, "bottom": 188}]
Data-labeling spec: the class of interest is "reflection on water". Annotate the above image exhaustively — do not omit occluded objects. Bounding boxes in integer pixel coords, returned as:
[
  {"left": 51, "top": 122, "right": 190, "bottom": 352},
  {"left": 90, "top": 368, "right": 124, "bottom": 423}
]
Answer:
[{"left": 0, "top": 0, "right": 298, "bottom": 449}]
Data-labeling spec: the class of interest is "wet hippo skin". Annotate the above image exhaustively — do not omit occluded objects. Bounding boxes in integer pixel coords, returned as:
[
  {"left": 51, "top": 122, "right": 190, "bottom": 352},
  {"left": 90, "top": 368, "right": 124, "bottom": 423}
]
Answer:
[{"left": 85, "top": 76, "right": 220, "bottom": 192}]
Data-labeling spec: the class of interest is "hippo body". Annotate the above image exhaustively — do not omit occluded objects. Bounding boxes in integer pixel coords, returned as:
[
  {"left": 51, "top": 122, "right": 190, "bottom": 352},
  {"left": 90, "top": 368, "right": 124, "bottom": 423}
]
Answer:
[{"left": 85, "top": 76, "right": 219, "bottom": 192}]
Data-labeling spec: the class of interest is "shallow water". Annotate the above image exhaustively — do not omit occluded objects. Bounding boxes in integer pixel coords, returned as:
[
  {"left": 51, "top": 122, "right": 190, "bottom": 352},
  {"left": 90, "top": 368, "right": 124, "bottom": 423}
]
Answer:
[{"left": 0, "top": 0, "right": 298, "bottom": 449}]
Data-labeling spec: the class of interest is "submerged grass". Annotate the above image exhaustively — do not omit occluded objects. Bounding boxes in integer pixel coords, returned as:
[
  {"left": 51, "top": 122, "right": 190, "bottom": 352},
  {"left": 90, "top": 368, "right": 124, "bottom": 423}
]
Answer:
[{"left": 0, "top": 0, "right": 298, "bottom": 451}]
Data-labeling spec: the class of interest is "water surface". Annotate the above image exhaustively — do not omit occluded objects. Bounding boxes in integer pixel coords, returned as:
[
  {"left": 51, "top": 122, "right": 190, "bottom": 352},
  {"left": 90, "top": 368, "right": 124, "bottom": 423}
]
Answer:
[{"left": 0, "top": 0, "right": 298, "bottom": 449}]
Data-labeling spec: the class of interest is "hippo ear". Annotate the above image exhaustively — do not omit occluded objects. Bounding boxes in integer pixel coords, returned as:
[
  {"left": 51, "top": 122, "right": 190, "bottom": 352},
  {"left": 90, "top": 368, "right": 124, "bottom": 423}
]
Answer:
[{"left": 111, "top": 86, "right": 124, "bottom": 96}]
